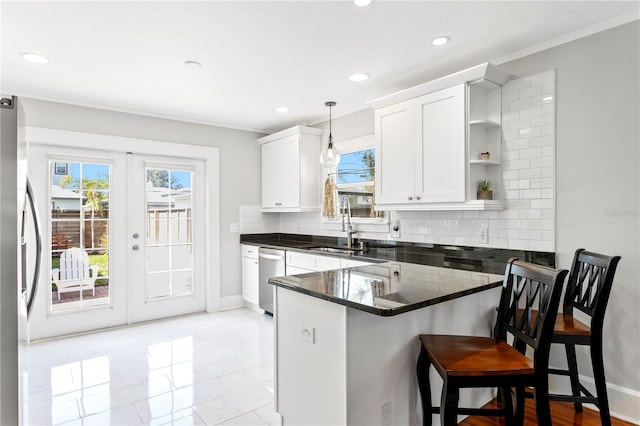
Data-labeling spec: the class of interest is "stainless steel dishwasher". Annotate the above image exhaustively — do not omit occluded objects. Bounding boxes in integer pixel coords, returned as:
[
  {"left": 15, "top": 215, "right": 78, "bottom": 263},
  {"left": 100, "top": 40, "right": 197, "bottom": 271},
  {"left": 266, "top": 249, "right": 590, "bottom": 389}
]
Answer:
[{"left": 258, "top": 247, "right": 285, "bottom": 315}]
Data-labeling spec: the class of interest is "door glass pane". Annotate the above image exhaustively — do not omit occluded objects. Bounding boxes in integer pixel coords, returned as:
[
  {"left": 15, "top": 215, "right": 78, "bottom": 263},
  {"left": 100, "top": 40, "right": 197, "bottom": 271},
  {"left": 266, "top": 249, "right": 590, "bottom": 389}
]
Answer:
[
  {"left": 145, "top": 167, "right": 193, "bottom": 300},
  {"left": 147, "top": 272, "right": 170, "bottom": 299},
  {"left": 50, "top": 161, "right": 111, "bottom": 312}
]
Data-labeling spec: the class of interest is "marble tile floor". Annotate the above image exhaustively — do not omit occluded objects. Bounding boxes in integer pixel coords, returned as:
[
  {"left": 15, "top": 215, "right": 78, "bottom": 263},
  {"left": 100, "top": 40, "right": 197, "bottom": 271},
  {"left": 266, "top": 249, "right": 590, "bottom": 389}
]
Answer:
[{"left": 22, "top": 308, "right": 278, "bottom": 425}]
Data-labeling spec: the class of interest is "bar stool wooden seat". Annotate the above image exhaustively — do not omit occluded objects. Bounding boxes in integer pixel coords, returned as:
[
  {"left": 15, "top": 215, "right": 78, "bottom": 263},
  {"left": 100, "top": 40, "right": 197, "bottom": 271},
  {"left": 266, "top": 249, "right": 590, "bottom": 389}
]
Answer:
[
  {"left": 544, "top": 249, "right": 621, "bottom": 426},
  {"left": 416, "top": 259, "right": 568, "bottom": 425}
]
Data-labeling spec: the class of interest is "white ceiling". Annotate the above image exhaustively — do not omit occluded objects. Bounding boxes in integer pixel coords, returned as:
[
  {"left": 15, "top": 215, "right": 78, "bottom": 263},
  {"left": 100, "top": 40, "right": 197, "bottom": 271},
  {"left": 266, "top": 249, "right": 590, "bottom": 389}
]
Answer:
[{"left": 2, "top": 1, "right": 638, "bottom": 134}]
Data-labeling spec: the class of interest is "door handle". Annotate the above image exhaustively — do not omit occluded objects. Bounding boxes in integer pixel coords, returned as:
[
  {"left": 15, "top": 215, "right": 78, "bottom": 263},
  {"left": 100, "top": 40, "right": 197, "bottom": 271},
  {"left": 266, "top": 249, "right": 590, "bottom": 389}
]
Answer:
[
  {"left": 25, "top": 178, "right": 42, "bottom": 320},
  {"left": 259, "top": 253, "right": 284, "bottom": 261}
]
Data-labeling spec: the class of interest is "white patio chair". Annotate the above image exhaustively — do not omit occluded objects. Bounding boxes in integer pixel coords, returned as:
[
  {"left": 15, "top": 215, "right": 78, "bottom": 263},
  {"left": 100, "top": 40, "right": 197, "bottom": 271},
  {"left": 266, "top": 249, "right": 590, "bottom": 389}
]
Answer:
[{"left": 51, "top": 247, "right": 99, "bottom": 301}]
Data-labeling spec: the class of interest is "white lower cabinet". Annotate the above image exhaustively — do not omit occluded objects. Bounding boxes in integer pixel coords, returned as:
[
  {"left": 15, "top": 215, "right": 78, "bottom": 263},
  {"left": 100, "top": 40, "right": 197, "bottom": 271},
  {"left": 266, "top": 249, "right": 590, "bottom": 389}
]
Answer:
[
  {"left": 314, "top": 255, "right": 341, "bottom": 272},
  {"left": 341, "top": 258, "right": 372, "bottom": 269},
  {"left": 286, "top": 265, "right": 315, "bottom": 275},
  {"left": 241, "top": 245, "right": 259, "bottom": 306}
]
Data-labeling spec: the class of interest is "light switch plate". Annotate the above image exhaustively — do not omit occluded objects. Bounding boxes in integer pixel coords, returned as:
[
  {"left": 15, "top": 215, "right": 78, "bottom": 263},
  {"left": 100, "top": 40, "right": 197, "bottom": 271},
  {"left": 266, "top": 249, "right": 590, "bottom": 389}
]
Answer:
[
  {"left": 390, "top": 222, "right": 400, "bottom": 238},
  {"left": 479, "top": 227, "right": 488, "bottom": 244}
]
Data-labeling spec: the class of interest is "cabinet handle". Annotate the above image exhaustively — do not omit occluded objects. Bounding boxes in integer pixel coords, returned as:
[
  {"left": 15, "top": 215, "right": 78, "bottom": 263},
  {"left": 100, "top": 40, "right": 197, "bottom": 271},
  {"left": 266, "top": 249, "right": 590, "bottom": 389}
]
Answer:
[
  {"left": 408, "top": 196, "right": 413, "bottom": 201},
  {"left": 416, "top": 196, "right": 421, "bottom": 200}
]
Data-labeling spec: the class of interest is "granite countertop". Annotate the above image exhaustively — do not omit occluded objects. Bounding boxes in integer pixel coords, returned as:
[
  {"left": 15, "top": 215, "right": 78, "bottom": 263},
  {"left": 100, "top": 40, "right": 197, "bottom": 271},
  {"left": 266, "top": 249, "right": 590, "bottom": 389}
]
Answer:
[
  {"left": 269, "top": 262, "right": 504, "bottom": 317},
  {"left": 241, "top": 233, "right": 555, "bottom": 275}
]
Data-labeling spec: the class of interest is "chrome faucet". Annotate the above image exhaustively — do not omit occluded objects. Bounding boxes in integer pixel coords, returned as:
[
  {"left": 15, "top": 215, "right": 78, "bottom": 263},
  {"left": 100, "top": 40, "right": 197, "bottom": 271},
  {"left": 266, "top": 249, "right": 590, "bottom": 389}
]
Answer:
[{"left": 341, "top": 197, "right": 357, "bottom": 248}]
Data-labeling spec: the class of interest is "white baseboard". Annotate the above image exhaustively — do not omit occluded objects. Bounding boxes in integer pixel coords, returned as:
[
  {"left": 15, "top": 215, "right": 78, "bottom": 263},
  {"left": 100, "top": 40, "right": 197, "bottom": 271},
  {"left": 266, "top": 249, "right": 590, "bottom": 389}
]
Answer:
[
  {"left": 550, "top": 373, "right": 640, "bottom": 424},
  {"left": 218, "top": 295, "right": 246, "bottom": 311}
]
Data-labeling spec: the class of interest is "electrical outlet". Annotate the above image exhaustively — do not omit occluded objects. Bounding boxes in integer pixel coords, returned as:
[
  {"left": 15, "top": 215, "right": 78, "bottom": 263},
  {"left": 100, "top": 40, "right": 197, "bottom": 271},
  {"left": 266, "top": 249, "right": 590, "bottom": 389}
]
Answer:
[
  {"left": 380, "top": 400, "right": 392, "bottom": 426},
  {"left": 390, "top": 222, "right": 400, "bottom": 238},
  {"left": 479, "top": 227, "right": 488, "bottom": 244},
  {"left": 299, "top": 324, "right": 315, "bottom": 344}
]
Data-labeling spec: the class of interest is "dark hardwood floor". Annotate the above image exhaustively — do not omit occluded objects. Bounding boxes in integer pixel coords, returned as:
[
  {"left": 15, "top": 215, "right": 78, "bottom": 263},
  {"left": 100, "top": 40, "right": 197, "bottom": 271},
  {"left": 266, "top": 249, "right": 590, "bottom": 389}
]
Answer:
[{"left": 458, "top": 399, "right": 637, "bottom": 426}]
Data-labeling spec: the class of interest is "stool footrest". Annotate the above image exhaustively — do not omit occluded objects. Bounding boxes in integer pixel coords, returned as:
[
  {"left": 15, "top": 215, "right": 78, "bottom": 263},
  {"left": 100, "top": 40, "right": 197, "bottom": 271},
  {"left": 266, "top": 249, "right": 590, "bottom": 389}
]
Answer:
[
  {"left": 548, "top": 367, "right": 571, "bottom": 376},
  {"left": 549, "top": 393, "right": 599, "bottom": 405}
]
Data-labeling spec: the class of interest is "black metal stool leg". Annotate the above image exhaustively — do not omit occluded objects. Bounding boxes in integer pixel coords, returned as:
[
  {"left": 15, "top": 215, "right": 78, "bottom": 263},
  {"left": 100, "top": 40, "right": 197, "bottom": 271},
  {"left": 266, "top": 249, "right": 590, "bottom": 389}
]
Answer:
[
  {"left": 514, "top": 386, "right": 525, "bottom": 426},
  {"left": 440, "top": 379, "right": 459, "bottom": 426},
  {"left": 565, "top": 342, "right": 583, "bottom": 412},
  {"left": 533, "top": 379, "right": 552, "bottom": 426},
  {"left": 591, "top": 339, "right": 612, "bottom": 426},
  {"left": 417, "top": 346, "right": 433, "bottom": 426}
]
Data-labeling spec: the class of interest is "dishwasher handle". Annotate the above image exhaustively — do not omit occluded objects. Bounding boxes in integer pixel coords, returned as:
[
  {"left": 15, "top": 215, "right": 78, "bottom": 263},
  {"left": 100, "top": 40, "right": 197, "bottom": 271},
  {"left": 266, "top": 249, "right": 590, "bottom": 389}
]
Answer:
[{"left": 259, "top": 253, "right": 285, "bottom": 261}]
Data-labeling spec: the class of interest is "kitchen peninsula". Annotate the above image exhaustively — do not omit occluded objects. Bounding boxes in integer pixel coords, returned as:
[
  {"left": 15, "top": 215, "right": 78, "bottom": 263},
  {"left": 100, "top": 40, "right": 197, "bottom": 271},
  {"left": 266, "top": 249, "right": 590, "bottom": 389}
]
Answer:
[
  {"left": 269, "top": 261, "right": 504, "bottom": 425},
  {"left": 240, "top": 233, "right": 555, "bottom": 424}
]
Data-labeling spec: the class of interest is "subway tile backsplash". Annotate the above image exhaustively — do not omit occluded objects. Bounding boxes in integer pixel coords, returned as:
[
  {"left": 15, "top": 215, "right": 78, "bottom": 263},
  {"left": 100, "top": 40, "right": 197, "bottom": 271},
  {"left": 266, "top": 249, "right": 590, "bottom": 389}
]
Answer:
[{"left": 241, "top": 70, "right": 556, "bottom": 252}]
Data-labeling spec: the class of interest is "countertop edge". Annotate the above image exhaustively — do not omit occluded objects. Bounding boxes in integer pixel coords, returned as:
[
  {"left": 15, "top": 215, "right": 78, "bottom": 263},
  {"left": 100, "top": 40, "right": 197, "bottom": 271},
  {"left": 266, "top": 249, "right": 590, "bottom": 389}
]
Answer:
[{"left": 268, "top": 275, "right": 502, "bottom": 317}]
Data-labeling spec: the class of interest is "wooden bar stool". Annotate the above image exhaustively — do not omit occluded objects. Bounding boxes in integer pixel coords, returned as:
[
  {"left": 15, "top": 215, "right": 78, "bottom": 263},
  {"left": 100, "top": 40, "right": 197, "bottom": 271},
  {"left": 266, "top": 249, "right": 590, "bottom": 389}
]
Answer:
[
  {"left": 545, "top": 248, "right": 621, "bottom": 426},
  {"left": 416, "top": 259, "right": 568, "bottom": 425}
]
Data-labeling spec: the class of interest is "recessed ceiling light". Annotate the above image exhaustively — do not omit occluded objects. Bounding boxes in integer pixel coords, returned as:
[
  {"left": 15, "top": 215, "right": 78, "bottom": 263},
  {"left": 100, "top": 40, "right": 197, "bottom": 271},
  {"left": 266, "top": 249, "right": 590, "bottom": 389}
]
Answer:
[
  {"left": 275, "top": 106, "right": 289, "bottom": 113},
  {"left": 349, "top": 73, "right": 370, "bottom": 82},
  {"left": 21, "top": 52, "right": 48, "bottom": 64},
  {"left": 184, "top": 60, "right": 202, "bottom": 68},
  {"left": 354, "top": 0, "right": 372, "bottom": 6},
  {"left": 431, "top": 36, "right": 450, "bottom": 47}
]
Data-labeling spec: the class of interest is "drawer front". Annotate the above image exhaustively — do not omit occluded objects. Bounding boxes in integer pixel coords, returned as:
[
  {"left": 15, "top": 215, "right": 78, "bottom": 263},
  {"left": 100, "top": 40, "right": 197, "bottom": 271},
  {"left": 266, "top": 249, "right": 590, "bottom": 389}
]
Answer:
[
  {"left": 340, "top": 259, "right": 372, "bottom": 269},
  {"left": 286, "top": 251, "right": 317, "bottom": 270},
  {"left": 286, "top": 265, "right": 315, "bottom": 276},
  {"left": 242, "top": 244, "right": 259, "bottom": 259},
  {"left": 314, "top": 256, "right": 341, "bottom": 272}
]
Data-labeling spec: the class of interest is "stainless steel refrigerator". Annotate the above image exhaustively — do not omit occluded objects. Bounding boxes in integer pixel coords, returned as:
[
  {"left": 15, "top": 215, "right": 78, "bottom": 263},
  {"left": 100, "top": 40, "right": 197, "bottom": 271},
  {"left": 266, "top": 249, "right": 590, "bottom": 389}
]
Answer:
[{"left": 1, "top": 95, "right": 42, "bottom": 424}]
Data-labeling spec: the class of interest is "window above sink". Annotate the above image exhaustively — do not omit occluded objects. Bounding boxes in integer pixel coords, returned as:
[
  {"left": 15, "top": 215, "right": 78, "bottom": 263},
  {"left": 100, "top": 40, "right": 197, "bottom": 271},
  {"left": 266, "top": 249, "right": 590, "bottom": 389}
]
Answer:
[{"left": 324, "top": 135, "right": 387, "bottom": 224}]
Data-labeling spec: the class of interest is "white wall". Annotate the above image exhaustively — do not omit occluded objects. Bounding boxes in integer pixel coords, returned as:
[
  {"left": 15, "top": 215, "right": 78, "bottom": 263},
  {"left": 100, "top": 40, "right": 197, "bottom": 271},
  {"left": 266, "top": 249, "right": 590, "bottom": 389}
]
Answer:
[
  {"left": 500, "top": 21, "right": 640, "bottom": 422},
  {"left": 19, "top": 98, "right": 264, "bottom": 303}
]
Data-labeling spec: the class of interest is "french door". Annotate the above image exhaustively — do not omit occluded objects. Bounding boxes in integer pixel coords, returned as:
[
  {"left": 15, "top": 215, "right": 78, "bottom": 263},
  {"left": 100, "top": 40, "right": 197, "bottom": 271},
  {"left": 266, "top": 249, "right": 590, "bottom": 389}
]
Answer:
[
  {"left": 128, "top": 154, "right": 206, "bottom": 323},
  {"left": 28, "top": 145, "right": 207, "bottom": 340}
]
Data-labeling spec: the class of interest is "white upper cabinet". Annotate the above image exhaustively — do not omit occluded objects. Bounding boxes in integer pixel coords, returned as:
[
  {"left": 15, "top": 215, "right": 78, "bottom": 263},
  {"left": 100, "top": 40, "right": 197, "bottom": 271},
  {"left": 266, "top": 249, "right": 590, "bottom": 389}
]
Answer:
[
  {"left": 259, "top": 126, "right": 323, "bottom": 212},
  {"left": 374, "top": 100, "right": 415, "bottom": 205},
  {"left": 414, "top": 85, "right": 466, "bottom": 203},
  {"left": 372, "top": 63, "right": 509, "bottom": 211},
  {"left": 375, "top": 85, "right": 466, "bottom": 206}
]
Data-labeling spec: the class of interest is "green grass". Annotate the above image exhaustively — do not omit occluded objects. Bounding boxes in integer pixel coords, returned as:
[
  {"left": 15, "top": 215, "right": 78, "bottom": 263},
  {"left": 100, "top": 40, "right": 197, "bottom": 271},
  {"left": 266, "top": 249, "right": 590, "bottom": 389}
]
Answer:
[{"left": 51, "top": 252, "right": 110, "bottom": 287}]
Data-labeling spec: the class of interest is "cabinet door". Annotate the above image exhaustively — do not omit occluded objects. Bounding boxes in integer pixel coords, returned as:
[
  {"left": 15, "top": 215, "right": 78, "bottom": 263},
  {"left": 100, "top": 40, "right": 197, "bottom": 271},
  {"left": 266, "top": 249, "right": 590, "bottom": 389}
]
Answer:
[
  {"left": 414, "top": 84, "right": 466, "bottom": 203},
  {"left": 242, "top": 256, "right": 259, "bottom": 305},
  {"left": 279, "top": 135, "right": 301, "bottom": 208},
  {"left": 261, "top": 142, "right": 282, "bottom": 208},
  {"left": 261, "top": 135, "right": 301, "bottom": 209},
  {"left": 374, "top": 100, "right": 415, "bottom": 205}
]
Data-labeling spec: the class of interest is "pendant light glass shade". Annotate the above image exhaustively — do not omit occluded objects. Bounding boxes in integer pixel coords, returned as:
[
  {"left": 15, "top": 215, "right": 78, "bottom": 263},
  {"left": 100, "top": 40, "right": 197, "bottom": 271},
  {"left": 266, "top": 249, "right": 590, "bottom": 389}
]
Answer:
[{"left": 320, "top": 101, "right": 340, "bottom": 169}]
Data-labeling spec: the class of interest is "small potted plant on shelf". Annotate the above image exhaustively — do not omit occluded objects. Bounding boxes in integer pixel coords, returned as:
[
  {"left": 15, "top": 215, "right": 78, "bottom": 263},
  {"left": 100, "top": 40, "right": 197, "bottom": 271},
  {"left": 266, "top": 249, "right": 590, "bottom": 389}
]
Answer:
[{"left": 477, "top": 179, "right": 493, "bottom": 200}]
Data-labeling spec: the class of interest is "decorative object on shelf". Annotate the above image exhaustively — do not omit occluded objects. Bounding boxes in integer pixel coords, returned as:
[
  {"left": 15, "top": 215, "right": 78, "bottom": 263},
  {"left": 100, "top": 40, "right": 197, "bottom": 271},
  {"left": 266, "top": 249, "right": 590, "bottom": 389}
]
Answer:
[
  {"left": 320, "top": 101, "right": 340, "bottom": 170},
  {"left": 480, "top": 151, "right": 490, "bottom": 160},
  {"left": 477, "top": 179, "right": 493, "bottom": 200}
]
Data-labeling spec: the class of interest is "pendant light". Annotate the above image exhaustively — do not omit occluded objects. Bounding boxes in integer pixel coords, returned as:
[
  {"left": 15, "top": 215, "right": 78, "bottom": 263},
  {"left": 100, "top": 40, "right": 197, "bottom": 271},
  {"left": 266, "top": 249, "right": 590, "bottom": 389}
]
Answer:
[{"left": 320, "top": 101, "right": 340, "bottom": 169}]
